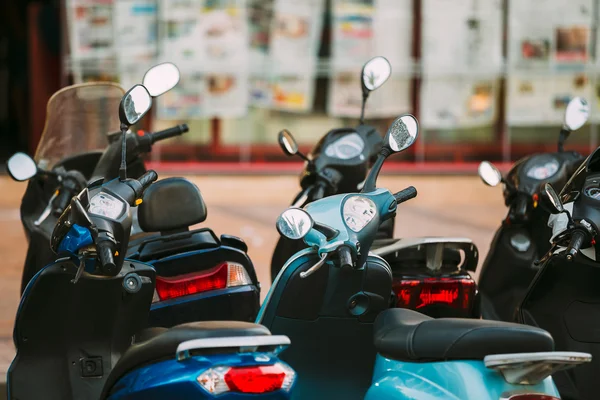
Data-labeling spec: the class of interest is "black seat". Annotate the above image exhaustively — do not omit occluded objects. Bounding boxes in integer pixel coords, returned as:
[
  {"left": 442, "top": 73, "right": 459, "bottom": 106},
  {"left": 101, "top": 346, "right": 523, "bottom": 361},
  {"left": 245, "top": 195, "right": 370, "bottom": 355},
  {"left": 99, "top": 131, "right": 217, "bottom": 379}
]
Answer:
[
  {"left": 102, "top": 321, "right": 270, "bottom": 397},
  {"left": 374, "top": 308, "right": 554, "bottom": 361}
]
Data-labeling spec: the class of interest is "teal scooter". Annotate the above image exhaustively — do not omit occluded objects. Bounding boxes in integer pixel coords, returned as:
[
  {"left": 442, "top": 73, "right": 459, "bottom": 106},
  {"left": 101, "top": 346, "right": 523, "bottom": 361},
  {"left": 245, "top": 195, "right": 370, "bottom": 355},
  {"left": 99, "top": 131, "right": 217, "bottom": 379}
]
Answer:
[{"left": 258, "top": 112, "right": 592, "bottom": 399}]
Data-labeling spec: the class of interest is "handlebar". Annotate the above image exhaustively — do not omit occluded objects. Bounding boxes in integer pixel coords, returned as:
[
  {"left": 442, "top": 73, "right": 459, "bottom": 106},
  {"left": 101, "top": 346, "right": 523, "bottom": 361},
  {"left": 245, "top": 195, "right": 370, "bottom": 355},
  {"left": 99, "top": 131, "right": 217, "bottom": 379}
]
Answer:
[
  {"left": 96, "top": 237, "right": 117, "bottom": 275},
  {"left": 338, "top": 246, "right": 353, "bottom": 269},
  {"left": 566, "top": 230, "right": 586, "bottom": 260},
  {"left": 137, "top": 170, "right": 158, "bottom": 193},
  {"left": 150, "top": 124, "right": 189, "bottom": 144},
  {"left": 394, "top": 186, "right": 417, "bottom": 204}
]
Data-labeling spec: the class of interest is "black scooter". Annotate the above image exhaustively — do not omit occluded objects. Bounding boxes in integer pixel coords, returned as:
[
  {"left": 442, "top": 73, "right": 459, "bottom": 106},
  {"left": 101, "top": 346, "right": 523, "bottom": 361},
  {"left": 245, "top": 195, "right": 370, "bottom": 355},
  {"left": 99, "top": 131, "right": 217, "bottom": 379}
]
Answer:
[
  {"left": 270, "top": 56, "right": 395, "bottom": 281},
  {"left": 8, "top": 63, "right": 260, "bottom": 327},
  {"left": 477, "top": 97, "right": 589, "bottom": 322},
  {"left": 518, "top": 173, "right": 600, "bottom": 400}
]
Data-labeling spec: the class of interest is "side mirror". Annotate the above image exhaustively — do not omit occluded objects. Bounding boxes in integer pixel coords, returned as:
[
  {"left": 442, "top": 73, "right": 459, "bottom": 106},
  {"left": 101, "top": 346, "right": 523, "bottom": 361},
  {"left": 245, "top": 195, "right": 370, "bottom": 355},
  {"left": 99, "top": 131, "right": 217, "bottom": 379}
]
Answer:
[
  {"left": 386, "top": 114, "right": 419, "bottom": 153},
  {"left": 278, "top": 129, "right": 299, "bottom": 156},
  {"left": 361, "top": 56, "right": 392, "bottom": 94},
  {"left": 142, "top": 62, "right": 181, "bottom": 97},
  {"left": 564, "top": 97, "right": 590, "bottom": 131},
  {"left": 362, "top": 114, "right": 419, "bottom": 193},
  {"left": 544, "top": 183, "right": 565, "bottom": 214},
  {"left": 119, "top": 84, "right": 153, "bottom": 127},
  {"left": 478, "top": 161, "right": 502, "bottom": 187},
  {"left": 276, "top": 208, "right": 314, "bottom": 240},
  {"left": 7, "top": 152, "right": 38, "bottom": 181}
]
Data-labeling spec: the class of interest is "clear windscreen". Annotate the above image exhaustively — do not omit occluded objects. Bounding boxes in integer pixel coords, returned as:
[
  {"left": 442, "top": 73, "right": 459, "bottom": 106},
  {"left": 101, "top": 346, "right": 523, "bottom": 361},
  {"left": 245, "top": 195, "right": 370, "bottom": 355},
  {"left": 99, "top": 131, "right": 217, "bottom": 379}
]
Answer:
[{"left": 34, "top": 82, "right": 125, "bottom": 170}]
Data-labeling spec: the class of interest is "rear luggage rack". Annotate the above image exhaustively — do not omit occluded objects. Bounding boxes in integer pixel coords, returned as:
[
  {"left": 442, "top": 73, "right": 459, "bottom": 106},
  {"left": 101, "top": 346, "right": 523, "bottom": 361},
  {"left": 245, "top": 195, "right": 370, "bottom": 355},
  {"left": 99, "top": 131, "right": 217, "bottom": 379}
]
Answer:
[{"left": 176, "top": 335, "right": 291, "bottom": 361}]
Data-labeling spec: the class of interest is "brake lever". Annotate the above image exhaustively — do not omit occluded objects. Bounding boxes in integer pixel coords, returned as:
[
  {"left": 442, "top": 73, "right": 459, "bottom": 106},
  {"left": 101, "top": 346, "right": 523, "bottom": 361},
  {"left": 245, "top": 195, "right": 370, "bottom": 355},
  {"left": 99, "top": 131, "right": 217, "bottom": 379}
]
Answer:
[
  {"left": 71, "top": 248, "right": 96, "bottom": 284},
  {"left": 299, "top": 253, "right": 328, "bottom": 279},
  {"left": 534, "top": 243, "right": 558, "bottom": 267},
  {"left": 34, "top": 191, "right": 58, "bottom": 226}
]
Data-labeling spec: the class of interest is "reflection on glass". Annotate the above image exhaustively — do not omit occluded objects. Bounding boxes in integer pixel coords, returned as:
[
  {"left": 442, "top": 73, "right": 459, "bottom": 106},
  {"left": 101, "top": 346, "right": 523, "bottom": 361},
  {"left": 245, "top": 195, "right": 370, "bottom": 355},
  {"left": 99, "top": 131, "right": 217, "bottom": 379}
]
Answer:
[
  {"left": 123, "top": 85, "right": 152, "bottom": 125},
  {"left": 143, "top": 63, "right": 181, "bottom": 97},
  {"left": 7, "top": 153, "right": 37, "bottom": 181},
  {"left": 362, "top": 56, "right": 391, "bottom": 91},
  {"left": 276, "top": 208, "right": 312, "bottom": 239},
  {"left": 388, "top": 115, "right": 418, "bottom": 152}
]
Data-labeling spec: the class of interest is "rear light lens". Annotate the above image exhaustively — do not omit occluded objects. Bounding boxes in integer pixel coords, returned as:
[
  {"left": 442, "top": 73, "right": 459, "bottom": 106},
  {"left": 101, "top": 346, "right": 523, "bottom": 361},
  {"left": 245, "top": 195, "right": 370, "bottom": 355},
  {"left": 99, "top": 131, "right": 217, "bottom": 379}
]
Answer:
[
  {"left": 500, "top": 394, "right": 560, "bottom": 400},
  {"left": 154, "top": 261, "right": 252, "bottom": 302},
  {"left": 197, "top": 363, "right": 295, "bottom": 395},
  {"left": 393, "top": 276, "right": 476, "bottom": 311}
]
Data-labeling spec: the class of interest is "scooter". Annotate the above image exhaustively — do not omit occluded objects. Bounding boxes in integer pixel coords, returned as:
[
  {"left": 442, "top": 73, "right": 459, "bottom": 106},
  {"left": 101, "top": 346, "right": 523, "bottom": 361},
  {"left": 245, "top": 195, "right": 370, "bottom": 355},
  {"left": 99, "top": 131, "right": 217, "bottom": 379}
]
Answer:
[
  {"left": 271, "top": 56, "right": 480, "bottom": 319},
  {"left": 7, "top": 74, "right": 295, "bottom": 400},
  {"left": 270, "top": 56, "right": 395, "bottom": 282},
  {"left": 477, "top": 97, "right": 589, "bottom": 322},
  {"left": 517, "top": 175, "right": 600, "bottom": 400},
  {"left": 8, "top": 63, "right": 261, "bottom": 327},
  {"left": 259, "top": 113, "right": 591, "bottom": 399}
]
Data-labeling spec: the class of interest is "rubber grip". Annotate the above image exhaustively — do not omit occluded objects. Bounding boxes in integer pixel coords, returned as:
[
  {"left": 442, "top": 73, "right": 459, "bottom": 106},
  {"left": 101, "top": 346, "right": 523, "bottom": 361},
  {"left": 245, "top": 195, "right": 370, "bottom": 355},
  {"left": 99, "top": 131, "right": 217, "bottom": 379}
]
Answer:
[
  {"left": 338, "top": 246, "right": 353, "bottom": 269},
  {"left": 97, "top": 240, "right": 117, "bottom": 275},
  {"left": 566, "top": 230, "right": 586, "bottom": 260},
  {"left": 150, "top": 124, "right": 189, "bottom": 143},
  {"left": 138, "top": 170, "right": 158, "bottom": 191},
  {"left": 394, "top": 186, "right": 417, "bottom": 204},
  {"left": 53, "top": 189, "right": 73, "bottom": 216}
]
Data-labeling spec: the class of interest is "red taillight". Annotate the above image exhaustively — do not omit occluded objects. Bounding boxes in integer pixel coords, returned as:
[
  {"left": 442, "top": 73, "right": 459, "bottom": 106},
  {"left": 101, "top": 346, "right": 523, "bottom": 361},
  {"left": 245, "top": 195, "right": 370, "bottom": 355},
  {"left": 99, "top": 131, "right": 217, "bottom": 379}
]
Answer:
[
  {"left": 197, "top": 363, "right": 295, "bottom": 395},
  {"left": 501, "top": 394, "right": 560, "bottom": 400},
  {"left": 154, "top": 261, "right": 251, "bottom": 301},
  {"left": 393, "top": 276, "right": 476, "bottom": 311},
  {"left": 225, "top": 365, "right": 286, "bottom": 394}
]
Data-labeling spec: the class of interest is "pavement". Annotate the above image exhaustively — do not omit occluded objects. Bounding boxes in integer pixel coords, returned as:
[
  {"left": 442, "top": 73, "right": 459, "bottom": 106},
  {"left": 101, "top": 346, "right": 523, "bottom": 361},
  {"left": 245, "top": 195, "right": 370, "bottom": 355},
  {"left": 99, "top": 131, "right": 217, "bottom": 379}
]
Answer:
[{"left": 0, "top": 174, "right": 507, "bottom": 391}]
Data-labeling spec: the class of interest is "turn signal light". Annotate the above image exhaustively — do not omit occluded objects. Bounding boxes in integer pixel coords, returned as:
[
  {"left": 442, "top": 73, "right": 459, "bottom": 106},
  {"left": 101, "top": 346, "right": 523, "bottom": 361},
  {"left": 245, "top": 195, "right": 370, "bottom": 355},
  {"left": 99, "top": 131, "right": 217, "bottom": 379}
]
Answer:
[
  {"left": 197, "top": 363, "right": 295, "bottom": 395},
  {"left": 154, "top": 261, "right": 251, "bottom": 301}
]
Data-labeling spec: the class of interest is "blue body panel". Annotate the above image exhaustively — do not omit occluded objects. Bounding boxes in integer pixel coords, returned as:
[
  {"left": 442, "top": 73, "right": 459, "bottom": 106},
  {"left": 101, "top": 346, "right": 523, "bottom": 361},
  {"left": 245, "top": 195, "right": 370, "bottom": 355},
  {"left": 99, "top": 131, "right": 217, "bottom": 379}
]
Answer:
[
  {"left": 108, "top": 353, "right": 294, "bottom": 400},
  {"left": 365, "top": 355, "right": 560, "bottom": 400},
  {"left": 57, "top": 224, "right": 93, "bottom": 254}
]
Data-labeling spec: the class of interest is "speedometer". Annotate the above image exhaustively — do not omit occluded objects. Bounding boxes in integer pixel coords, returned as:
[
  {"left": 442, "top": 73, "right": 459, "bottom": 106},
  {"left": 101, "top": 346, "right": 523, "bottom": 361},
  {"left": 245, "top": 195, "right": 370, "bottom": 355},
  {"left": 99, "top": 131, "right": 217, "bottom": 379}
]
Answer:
[
  {"left": 585, "top": 187, "right": 600, "bottom": 200},
  {"left": 89, "top": 192, "right": 124, "bottom": 220},
  {"left": 343, "top": 196, "right": 376, "bottom": 232},
  {"left": 525, "top": 160, "right": 559, "bottom": 180},
  {"left": 324, "top": 133, "right": 365, "bottom": 160}
]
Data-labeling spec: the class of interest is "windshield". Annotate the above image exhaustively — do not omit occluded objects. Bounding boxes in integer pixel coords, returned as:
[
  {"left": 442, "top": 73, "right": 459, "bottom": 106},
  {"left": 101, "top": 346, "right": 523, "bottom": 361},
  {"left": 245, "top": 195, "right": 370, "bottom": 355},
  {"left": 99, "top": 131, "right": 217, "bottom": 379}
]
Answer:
[
  {"left": 560, "top": 147, "right": 599, "bottom": 198},
  {"left": 34, "top": 82, "right": 125, "bottom": 170}
]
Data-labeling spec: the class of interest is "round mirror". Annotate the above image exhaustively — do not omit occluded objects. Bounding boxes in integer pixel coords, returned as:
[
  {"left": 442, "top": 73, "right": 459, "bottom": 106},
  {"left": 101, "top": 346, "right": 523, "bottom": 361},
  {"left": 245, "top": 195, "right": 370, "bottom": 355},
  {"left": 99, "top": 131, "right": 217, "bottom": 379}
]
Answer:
[
  {"left": 544, "top": 183, "right": 564, "bottom": 214},
  {"left": 564, "top": 97, "right": 590, "bottom": 131},
  {"left": 386, "top": 114, "right": 419, "bottom": 152},
  {"left": 362, "top": 56, "right": 392, "bottom": 92},
  {"left": 7, "top": 152, "right": 37, "bottom": 181},
  {"left": 119, "top": 84, "right": 152, "bottom": 126},
  {"left": 478, "top": 161, "right": 502, "bottom": 187},
  {"left": 276, "top": 208, "right": 313, "bottom": 240},
  {"left": 278, "top": 129, "right": 299, "bottom": 156},
  {"left": 142, "top": 63, "right": 181, "bottom": 97}
]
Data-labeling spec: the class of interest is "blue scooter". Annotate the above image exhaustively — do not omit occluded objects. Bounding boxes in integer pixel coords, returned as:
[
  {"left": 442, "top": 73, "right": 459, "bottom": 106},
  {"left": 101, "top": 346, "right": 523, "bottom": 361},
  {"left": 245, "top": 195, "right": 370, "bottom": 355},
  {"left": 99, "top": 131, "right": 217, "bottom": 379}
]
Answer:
[
  {"left": 259, "top": 112, "right": 591, "bottom": 399},
  {"left": 8, "top": 66, "right": 295, "bottom": 400}
]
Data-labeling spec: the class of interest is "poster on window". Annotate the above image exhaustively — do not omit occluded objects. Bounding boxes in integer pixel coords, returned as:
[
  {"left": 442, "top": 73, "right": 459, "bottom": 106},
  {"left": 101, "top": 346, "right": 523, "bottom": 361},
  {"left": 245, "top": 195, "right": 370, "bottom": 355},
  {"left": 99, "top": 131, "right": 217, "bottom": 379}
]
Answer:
[
  {"left": 114, "top": 0, "right": 157, "bottom": 78},
  {"left": 421, "top": 0, "right": 502, "bottom": 74},
  {"left": 204, "top": 74, "right": 249, "bottom": 117},
  {"left": 158, "top": 0, "right": 203, "bottom": 69},
  {"left": 67, "top": 0, "right": 115, "bottom": 59},
  {"left": 507, "top": 0, "right": 592, "bottom": 70},
  {"left": 420, "top": 77, "right": 497, "bottom": 128},
  {"left": 506, "top": 73, "right": 593, "bottom": 126},
  {"left": 330, "top": 0, "right": 374, "bottom": 65},
  {"left": 155, "top": 73, "right": 204, "bottom": 119}
]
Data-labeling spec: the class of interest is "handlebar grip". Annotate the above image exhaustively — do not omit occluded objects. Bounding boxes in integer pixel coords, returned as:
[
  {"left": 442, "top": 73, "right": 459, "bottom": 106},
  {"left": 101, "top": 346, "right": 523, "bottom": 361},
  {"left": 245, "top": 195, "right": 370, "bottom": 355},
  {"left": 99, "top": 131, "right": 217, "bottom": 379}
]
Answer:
[
  {"left": 52, "top": 189, "right": 73, "bottom": 217},
  {"left": 312, "top": 181, "right": 327, "bottom": 201},
  {"left": 394, "top": 186, "right": 417, "bottom": 204},
  {"left": 338, "top": 246, "right": 353, "bottom": 269},
  {"left": 150, "top": 124, "right": 189, "bottom": 144},
  {"left": 97, "top": 240, "right": 117, "bottom": 275},
  {"left": 138, "top": 170, "right": 158, "bottom": 191},
  {"left": 566, "top": 230, "right": 586, "bottom": 260}
]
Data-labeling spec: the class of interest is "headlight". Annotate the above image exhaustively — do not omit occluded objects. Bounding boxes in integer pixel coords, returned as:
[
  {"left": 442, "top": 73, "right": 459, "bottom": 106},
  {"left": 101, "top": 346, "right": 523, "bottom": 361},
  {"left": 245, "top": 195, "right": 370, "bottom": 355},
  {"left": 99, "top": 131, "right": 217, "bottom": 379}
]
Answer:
[
  {"left": 324, "top": 133, "right": 365, "bottom": 160},
  {"left": 343, "top": 196, "right": 377, "bottom": 232},
  {"left": 88, "top": 192, "right": 125, "bottom": 220}
]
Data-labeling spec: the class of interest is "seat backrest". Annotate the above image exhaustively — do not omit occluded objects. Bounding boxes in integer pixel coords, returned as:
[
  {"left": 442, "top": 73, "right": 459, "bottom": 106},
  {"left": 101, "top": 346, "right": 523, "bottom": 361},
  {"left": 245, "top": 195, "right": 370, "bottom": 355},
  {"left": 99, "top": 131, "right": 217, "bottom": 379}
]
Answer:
[
  {"left": 136, "top": 228, "right": 220, "bottom": 261},
  {"left": 138, "top": 177, "right": 207, "bottom": 234}
]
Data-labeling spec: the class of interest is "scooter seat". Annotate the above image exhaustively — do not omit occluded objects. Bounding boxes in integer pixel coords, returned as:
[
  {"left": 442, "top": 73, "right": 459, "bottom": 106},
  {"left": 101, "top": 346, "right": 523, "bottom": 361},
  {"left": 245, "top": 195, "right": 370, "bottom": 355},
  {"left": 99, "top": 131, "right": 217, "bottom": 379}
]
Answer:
[
  {"left": 102, "top": 321, "right": 270, "bottom": 397},
  {"left": 374, "top": 308, "right": 554, "bottom": 361}
]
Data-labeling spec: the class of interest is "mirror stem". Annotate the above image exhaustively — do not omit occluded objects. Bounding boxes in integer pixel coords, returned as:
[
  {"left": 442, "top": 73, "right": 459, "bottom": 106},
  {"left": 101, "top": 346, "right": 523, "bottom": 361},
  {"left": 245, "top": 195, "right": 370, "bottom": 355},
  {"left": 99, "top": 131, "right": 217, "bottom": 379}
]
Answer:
[
  {"left": 361, "top": 151, "right": 387, "bottom": 193},
  {"left": 557, "top": 128, "right": 570, "bottom": 153},
  {"left": 359, "top": 93, "right": 368, "bottom": 125},
  {"left": 119, "top": 123, "right": 128, "bottom": 181}
]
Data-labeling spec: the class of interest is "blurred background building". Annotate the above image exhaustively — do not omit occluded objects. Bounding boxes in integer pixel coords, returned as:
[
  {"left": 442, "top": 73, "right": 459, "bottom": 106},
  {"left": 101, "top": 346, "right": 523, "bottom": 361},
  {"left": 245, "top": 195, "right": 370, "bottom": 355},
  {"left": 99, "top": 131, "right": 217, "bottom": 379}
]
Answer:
[{"left": 1, "top": 0, "right": 599, "bottom": 171}]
